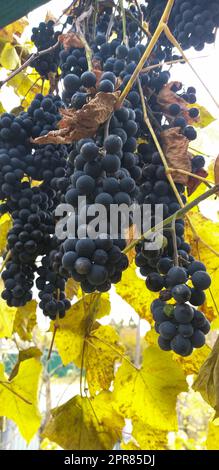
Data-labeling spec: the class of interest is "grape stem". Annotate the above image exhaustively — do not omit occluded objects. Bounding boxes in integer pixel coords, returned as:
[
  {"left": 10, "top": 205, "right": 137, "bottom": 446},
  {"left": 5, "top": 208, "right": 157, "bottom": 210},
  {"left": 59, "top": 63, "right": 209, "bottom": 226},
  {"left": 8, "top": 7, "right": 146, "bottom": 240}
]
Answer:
[
  {"left": 118, "top": 0, "right": 175, "bottom": 104},
  {"left": 168, "top": 168, "right": 214, "bottom": 186},
  {"left": 137, "top": 78, "right": 218, "bottom": 257},
  {"left": 163, "top": 24, "right": 219, "bottom": 109},
  {"left": 0, "top": 41, "right": 60, "bottom": 89},
  {"left": 0, "top": 250, "right": 11, "bottom": 274},
  {"left": 141, "top": 54, "right": 209, "bottom": 74},
  {"left": 171, "top": 215, "right": 179, "bottom": 266},
  {"left": 119, "top": 0, "right": 128, "bottom": 46},
  {"left": 123, "top": 184, "right": 219, "bottom": 254}
]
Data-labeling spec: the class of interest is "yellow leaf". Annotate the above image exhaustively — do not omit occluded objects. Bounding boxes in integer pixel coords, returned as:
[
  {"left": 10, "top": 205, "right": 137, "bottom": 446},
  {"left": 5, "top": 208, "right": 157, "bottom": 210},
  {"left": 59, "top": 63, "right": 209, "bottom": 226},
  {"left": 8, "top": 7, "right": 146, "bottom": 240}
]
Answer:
[
  {"left": 132, "top": 419, "right": 168, "bottom": 450},
  {"left": 13, "top": 300, "right": 37, "bottom": 341},
  {"left": 0, "top": 101, "right": 5, "bottom": 113},
  {"left": 86, "top": 324, "right": 124, "bottom": 395},
  {"left": 51, "top": 293, "right": 122, "bottom": 394},
  {"left": 173, "top": 344, "right": 211, "bottom": 376},
  {"left": 116, "top": 263, "right": 157, "bottom": 322},
  {"left": 0, "top": 214, "right": 12, "bottom": 256},
  {"left": 185, "top": 212, "right": 219, "bottom": 320},
  {"left": 189, "top": 103, "right": 215, "bottom": 129},
  {"left": 9, "top": 72, "right": 41, "bottom": 100},
  {"left": 113, "top": 346, "right": 187, "bottom": 431},
  {"left": 0, "top": 280, "right": 17, "bottom": 338},
  {"left": 42, "top": 391, "right": 124, "bottom": 450},
  {"left": 206, "top": 422, "right": 219, "bottom": 449},
  {"left": 0, "top": 43, "right": 20, "bottom": 70},
  {"left": 10, "top": 347, "right": 42, "bottom": 380},
  {"left": 193, "top": 337, "right": 219, "bottom": 417},
  {"left": 0, "top": 18, "right": 28, "bottom": 42},
  {"left": 0, "top": 358, "right": 42, "bottom": 442},
  {"left": 65, "top": 278, "right": 79, "bottom": 300}
]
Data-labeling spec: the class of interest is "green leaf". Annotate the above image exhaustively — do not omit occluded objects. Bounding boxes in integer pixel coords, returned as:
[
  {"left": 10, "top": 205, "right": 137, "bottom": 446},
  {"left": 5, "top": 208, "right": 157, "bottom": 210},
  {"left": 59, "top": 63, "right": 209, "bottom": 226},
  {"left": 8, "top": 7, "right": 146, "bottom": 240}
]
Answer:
[
  {"left": 193, "top": 337, "right": 219, "bottom": 418},
  {"left": 113, "top": 345, "right": 187, "bottom": 431},
  {"left": 42, "top": 391, "right": 124, "bottom": 450},
  {"left": 0, "top": 358, "right": 42, "bottom": 442},
  {"left": 0, "top": 43, "right": 20, "bottom": 70}
]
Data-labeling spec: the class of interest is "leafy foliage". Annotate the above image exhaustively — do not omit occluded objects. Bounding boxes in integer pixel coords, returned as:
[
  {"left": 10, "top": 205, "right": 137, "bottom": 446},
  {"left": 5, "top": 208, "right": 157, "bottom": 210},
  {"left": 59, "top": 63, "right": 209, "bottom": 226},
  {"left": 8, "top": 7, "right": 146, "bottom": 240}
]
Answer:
[
  {"left": 43, "top": 392, "right": 124, "bottom": 450},
  {"left": 0, "top": 358, "right": 42, "bottom": 442}
]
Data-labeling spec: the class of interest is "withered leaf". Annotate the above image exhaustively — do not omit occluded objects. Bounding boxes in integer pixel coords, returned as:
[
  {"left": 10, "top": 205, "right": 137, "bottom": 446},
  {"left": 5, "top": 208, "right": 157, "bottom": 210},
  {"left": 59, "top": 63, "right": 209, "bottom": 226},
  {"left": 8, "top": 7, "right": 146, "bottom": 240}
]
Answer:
[
  {"left": 187, "top": 167, "right": 208, "bottom": 196},
  {"left": 214, "top": 155, "right": 219, "bottom": 195},
  {"left": 31, "top": 92, "right": 120, "bottom": 145},
  {"left": 193, "top": 336, "right": 219, "bottom": 418},
  {"left": 161, "top": 127, "right": 191, "bottom": 184},
  {"left": 58, "top": 32, "right": 84, "bottom": 49},
  {"left": 124, "top": 224, "right": 138, "bottom": 264},
  {"left": 157, "top": 82, "right": 199, "bottom": 125}
]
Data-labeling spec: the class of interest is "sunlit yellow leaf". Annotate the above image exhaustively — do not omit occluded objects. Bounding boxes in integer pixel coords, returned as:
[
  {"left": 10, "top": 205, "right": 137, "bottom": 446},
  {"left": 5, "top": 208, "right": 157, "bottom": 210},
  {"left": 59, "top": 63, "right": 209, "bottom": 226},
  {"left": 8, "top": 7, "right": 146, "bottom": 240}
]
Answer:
[
  {"left": 51, "top": 293, "right": 122, "bottom": 394},
  {"left": 65, "top": 278, "right": 79, "bottom": 300},
  {"left": 173, "top": 344, "right": 211, "bottom": 376},
  {"left": 132, "top": 419, "right": 168, "bottom": 450},
  {"left": 113, "top": 346, "right": 187, "bottom": 431},
  {"left": 189, "top": 103, "right": 215, "bottom": 129},
  {"left": 185, "top": 212, "right": 219, "bottom": 321},
  {"left": 10, "top": 347, "right": 42, "bottom": 380},
  {"left": 42, "top": 391, "right": 124, "bottom": 450},
  {"left": 206, "top": 422, "right": 219, "bottom": 449},
  {"left": 0, "top": 43, "right": 20, "bottom": 70},
  {"left": 193, "top": 337, "right": 219, "bottom": 417},
  {"left": 116, "top": 263, "right": 157, "bottom": 322},
  {"left": 0, "top": 214, "right": 12, "bottom": 256},
  {"left": 0, "top": 284, "right": 17, "bottom": 339},
  {"left": 0, "top": 18, "right": 28, "bottom": 42},
  {"left": 86, "top": 324, "right": 124, "bottom": 395},
  {"left": 13, "top": 300, "right": 37, "bottom": 341},
  {"left": 0, "top": 358, "right": 42, "bottom": 442}
]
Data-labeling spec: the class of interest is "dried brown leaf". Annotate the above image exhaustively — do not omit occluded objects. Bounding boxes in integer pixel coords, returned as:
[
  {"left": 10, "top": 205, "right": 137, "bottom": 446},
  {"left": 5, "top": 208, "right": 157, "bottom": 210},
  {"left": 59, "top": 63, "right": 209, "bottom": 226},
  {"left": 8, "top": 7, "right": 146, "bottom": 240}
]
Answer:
[
  {"left": 157, "top": 82, "right": 199, "bottom": 125},
  {"left": 187, "top": 168, "right": 208, "bottom": 196},
  {"left": 45, "top": 11, "right": 57, "bottom": 23},
  {"left": 58, "top": 32, "right": 84, "bottom": 50},
  {"left": 31, "top": 92, "right": 120, "bottom": 145},
  {"left": 214, "top": 155, "right": 219, "bottom": 195},
  {"left": 161, "top": 127, "right": 191, "bottom": 184}
]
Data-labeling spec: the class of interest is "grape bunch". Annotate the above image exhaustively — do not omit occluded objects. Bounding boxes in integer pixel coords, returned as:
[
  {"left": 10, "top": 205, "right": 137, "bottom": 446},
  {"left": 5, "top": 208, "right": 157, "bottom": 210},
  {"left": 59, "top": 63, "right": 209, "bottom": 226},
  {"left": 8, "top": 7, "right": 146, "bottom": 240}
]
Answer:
[
  {"left": 31, "top": 21, "right": 61, "bottom": 78},
  {"left": 146, "top": 0, "right": 219, "bottom": 51},
  {"left": 151, "top": 297, "right": 210, "bottom": 356}
]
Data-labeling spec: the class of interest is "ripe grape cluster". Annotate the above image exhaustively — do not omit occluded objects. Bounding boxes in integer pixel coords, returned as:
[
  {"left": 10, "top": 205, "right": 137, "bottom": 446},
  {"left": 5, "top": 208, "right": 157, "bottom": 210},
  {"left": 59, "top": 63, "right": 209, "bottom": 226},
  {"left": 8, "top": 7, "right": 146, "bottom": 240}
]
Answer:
[
  {"left": 31, "top": 21, "right": 61, "bottom": 77},
  {"left": 0, "top": 2, "right": 213, "bottom": 346},
  {"left": 146, "top": 0, "right": 219, "bottom": 51},
  {"left": 151, "top": 296, "right": 210, "bottom": 356}
]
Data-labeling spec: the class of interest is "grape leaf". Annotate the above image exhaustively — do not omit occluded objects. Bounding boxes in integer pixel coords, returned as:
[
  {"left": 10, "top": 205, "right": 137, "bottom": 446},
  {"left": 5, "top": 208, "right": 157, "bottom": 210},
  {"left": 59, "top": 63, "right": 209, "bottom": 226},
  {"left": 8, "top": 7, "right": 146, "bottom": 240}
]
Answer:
[
  {"left": 51, "top": 293, "right": 123, "bottom": 394},
  {"left": 206, "top": 422, "right": 219, "bottom": 450},
  {"left": 132, "top": 419, "right": 168, "bottom": 450},
  {"left": 193, "top": 337, "right": 219, "bottom": 418},
  {"left": 0, "top": 358, "right": 42, "bottom": 442},
  {"left": 10, "top": 347, "right": 42, "bottom": 380},
  {"left": 113, "top": 346, "right": 187, "bottom": 431},
  {"left": 116, "top": 263, "right": 157, "bottom": 322},
  {"left": 0, "top": 17, "right": 28, "bottom": 42},
  {"left": 65, "top": 278, "right": 79, "bottom": 300},
  {"left": 42, "top": 391, "right": 124, "bottom": 450},
  {"left": 0, "top": 214, "right": 12, "bottom": 256},
  {"left": 214, "top": 155, "right": 219, "bottom": 194},
  {"left": 185, "top": 212, "right": 219, "bottom": 320},
  {"left": 0, "top": 286, "right": 17, "bottom": 338},
  {"left": 191, "top": 103, "right": 216, "bottom": 129},
  {"left": 31, "top": 92, "right": 120, "bottom": 144},
  {"left": 12, "top": 300, "right": 37, "bottom": 341},
  {"left": 0, "top": 43, "right": 20, "bottom": 70}
]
